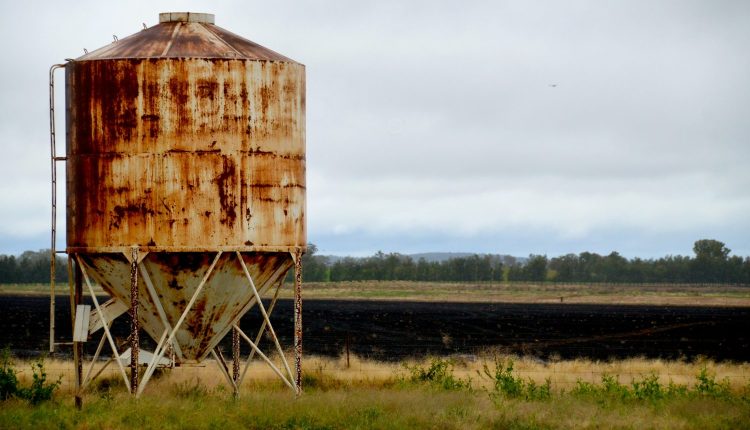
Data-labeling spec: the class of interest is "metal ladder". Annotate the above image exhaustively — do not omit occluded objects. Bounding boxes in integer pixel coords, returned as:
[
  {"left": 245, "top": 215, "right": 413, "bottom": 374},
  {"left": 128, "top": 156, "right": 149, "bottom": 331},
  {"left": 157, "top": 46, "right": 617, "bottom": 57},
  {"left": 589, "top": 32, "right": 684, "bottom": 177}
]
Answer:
[{"left": 49, "top": 63, "right": 67, "bottom": 353}]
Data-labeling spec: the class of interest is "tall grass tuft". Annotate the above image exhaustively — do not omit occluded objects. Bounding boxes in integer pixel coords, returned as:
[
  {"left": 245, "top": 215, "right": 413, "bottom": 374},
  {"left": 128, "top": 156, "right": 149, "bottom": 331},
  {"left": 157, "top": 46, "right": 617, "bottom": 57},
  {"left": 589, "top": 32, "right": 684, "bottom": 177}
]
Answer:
[{"left": 404, "top": 358, "right": 472, "bottom": 391}]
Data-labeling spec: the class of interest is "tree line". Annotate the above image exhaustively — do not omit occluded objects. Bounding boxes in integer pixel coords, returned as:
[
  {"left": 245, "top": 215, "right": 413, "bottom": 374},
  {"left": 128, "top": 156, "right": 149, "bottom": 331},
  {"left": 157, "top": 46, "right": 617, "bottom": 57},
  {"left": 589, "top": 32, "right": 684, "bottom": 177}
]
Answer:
[
  {"left": 300, "top": 239, "right": 750, "bottom": 285},
  {"left": 0, "top": 250, "right": 68, "bottom": 284},
  {"left": 1, "top": 239, "right": 748, "bottom": 285}
]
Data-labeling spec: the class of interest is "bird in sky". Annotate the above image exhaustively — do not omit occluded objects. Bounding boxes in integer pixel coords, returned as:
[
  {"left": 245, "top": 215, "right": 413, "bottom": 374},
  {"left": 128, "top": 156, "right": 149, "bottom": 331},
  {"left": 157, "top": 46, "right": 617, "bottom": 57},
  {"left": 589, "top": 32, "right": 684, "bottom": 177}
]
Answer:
[{"left": 548, "top": 84, "right": 558, "bottom": 88}]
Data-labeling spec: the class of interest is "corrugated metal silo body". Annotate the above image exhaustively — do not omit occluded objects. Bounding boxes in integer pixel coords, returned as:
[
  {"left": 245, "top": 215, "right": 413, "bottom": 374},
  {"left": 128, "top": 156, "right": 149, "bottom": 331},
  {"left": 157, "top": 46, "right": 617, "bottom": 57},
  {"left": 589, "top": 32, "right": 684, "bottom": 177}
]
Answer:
[{"left": 65, "top": 13, "right": 305, "bottom": 362}]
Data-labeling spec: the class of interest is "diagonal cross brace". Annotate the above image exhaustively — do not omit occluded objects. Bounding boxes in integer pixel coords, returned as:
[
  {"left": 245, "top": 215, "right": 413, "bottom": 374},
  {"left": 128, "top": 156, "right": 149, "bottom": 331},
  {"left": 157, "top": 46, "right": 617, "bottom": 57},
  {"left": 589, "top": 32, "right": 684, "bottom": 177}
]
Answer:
[
  {"left": 238, "top": 278, "right": 284, "bottom": 385},
  {"left": 76, "top": 255, "right": 131, "bottom": 393},
  {"left": 234, "top": 325, "right": 295, "bottom": 391},
  {"left": 135, "top": 251, "right": 223, "bottom": 397},
  {"left": 235, "top": 251, "right": 295, "bottom": 386}
]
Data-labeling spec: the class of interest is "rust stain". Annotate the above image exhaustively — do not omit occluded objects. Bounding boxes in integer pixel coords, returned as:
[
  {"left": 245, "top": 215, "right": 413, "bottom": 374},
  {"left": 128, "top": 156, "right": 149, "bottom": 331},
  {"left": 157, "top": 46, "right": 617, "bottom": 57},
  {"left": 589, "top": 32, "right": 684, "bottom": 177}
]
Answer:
[
  {"left": 66, "top": 58, "right": 305, "bottom": 249},
  {"left": 65, "top": 16, "right": 306, "bottom": 362}
]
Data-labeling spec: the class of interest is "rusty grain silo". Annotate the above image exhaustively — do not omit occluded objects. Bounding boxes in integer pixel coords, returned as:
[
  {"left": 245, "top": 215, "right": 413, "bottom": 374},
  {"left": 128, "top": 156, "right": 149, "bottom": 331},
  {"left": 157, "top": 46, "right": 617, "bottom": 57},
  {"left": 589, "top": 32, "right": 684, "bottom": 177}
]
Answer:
[{"left": 51, "top": 12, "right": 305, "bottom": 399}]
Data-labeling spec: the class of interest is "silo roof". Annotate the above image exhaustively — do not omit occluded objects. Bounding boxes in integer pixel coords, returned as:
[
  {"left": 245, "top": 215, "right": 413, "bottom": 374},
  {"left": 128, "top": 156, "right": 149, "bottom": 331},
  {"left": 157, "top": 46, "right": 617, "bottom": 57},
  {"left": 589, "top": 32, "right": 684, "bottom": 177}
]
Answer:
[{"left": 76, "top": 12, "right": 298, "bottom": 63}]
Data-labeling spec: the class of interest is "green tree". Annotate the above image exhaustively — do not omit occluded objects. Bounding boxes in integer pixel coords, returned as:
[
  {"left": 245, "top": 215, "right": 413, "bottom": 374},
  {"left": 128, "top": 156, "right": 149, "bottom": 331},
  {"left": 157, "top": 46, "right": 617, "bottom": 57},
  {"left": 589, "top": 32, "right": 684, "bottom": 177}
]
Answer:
[
  {"left": 600, "top": 252, "right": 629, "bottom": 282},
  {"left": 300, "top": 243, "right": 330, "bottom": 282},
  {"left": 549, "top": 254, "right": 580, "bottom": 282},
  {"left": 693, "top": 239, "right": 731, "bottom": 261},
  {"left": 691, "top": 239, "right": 731, "bottom": 283},
  {"left": 524, "top": 255, "right": 549, "bottom": 282}
]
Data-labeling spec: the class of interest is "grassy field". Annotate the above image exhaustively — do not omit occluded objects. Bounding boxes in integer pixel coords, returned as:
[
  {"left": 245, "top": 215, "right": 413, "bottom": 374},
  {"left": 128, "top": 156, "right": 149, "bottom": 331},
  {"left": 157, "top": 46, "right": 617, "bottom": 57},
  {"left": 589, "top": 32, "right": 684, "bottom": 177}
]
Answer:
[
  {"left": 3, "top": 281, "right": 750, "bottom": 306},
  {"left": 2, "top": 354, "right": 749, "bottom": 429},
  {"left": 291, "top": 281, "right": 750, "bottom": 306}
]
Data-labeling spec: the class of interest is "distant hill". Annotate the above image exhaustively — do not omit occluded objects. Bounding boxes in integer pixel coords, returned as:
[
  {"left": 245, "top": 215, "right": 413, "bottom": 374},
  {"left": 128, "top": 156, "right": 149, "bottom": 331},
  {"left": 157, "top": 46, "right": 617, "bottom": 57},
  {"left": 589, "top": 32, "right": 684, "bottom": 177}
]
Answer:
[
  {"left": 410, "top": 252, "right": 524, "bottom": 266},
  {"left": 319, "top": 252, "right": 524, "bottom": 266},
  {"left": 408, "top": 252, "right": 478, "bottom": 262}
]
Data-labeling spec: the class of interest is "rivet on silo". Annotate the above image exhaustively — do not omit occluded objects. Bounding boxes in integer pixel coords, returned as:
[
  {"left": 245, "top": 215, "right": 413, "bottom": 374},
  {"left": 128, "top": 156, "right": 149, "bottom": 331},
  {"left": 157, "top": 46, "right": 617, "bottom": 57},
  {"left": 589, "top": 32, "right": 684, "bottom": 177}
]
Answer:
[{"left": 48, "top": 12, "right": 306, "bottom": 403}]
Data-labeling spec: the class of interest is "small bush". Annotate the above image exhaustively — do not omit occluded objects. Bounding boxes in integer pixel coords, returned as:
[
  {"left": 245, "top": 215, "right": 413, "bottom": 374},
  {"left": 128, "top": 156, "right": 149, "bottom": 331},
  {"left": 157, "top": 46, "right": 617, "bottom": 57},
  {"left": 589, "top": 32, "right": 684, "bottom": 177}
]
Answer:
[
  {"left": 0, "top": 347, "right": 19, "bottom": 400},
  {"left": 1, "top": 350, "right": 60, "bottom": 404},
  {"left": 16, "top": 357, "right": 61, "bottom": 405},
  {"left": 482, "top": 357, "right": 550, "bottom": 401},
  {"left": 571, "top": 380, "right": 599, "bottom": 397},
  {"left": 666, "top": 381, "right": 689, "bottom": 397},
  {"left": 694, "top": 367, "right": 731, "bottom": 398},
  {"left": 405, "top": 358, "right": 471, "bottom": 391},
  {"left": 631, "top": 374, "right": 664, "bottom": 401},
  {"left": 524, "top": 377, "right": 552, "bottom": 401},
  {"left": 601, "top": 374, "right": 630, "bottom": 400}
]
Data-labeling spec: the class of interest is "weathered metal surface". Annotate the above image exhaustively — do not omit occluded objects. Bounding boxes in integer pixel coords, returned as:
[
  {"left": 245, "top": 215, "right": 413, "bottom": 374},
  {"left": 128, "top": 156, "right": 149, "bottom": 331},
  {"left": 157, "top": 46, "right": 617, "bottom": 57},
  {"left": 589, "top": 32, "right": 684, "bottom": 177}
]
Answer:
[
  {"left": 65, "top": 57, "right": 305, "bottom": 251},
  {"left": 79, "top": 252, "right": 293, "bottom": 361},
  {"left": 88, "top": 298, "right": 128, "bottom": 334},
  {"left": 77, "top": 19, "right": 293, "bottom": 61},
  {"left": 73, "top": 304, "right": 91, "bottom": 342},
  {"left": 63, "top": 13, "right": 305, "bottom": 368},
  {"left": 159, "top": 12, "right": 215, "bottom": 24}
]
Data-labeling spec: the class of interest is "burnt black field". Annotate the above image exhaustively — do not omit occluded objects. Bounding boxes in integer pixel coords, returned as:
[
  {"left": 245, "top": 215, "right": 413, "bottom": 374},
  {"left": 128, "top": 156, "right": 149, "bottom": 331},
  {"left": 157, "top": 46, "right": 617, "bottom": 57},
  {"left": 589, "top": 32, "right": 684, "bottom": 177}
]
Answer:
[{"left": 1, "top": 295, "right": 748, "bottom": 362}]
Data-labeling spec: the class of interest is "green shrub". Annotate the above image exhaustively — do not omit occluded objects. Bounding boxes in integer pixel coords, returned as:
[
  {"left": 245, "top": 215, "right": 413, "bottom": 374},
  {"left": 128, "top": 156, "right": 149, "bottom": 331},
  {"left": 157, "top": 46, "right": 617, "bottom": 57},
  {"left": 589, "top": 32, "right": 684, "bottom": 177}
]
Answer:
[
  {"left": 631, "top": 373, "right": 664, "bottom": 401},
  {"left": 405, "top": 358, "right": 471, "bottom": 391},
  {"left": 16, "top": 357, "right": 61, "bottom": 405},
  {"left": 524, "top": 377, "right": 552, "bottom": 401},
  {"left": 694, "top": 367, "right": 731, "bottom": 398},
  {"left": 482, "top": 358, "right": 551, "bottom": 401},
  {"left": 0, "top": 347, "right": 19, "bottom": 400},
  {"left": 1, "top": 350, "right": 60, "bottom": 404},
  {"left": 571, "top": 373, "right": 696, "bottom": 403},
  {"left": 571, "top": 380, "right": 599, "bottom": 397},
  {"left": 666, "top": 381, "right": 689, "bottom": 397},
  {"left": 601, "top": 374, "right": 630, "bottom": 400}
]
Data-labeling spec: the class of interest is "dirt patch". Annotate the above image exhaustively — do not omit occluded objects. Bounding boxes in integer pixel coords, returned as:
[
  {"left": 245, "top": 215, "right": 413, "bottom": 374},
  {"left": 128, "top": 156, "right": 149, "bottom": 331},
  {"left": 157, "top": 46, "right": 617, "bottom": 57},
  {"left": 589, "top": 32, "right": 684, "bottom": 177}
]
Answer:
[{"left": 1, "top": 295, "right": 747, "bottom": 362}]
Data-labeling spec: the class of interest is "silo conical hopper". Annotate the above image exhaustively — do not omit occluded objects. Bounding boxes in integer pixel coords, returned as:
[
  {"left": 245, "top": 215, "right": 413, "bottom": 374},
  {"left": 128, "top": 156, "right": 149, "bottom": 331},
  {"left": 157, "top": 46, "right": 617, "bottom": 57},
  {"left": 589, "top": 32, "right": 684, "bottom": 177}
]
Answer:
[{"left": 64, "top": 12, "right": 305, "bottom": 365}]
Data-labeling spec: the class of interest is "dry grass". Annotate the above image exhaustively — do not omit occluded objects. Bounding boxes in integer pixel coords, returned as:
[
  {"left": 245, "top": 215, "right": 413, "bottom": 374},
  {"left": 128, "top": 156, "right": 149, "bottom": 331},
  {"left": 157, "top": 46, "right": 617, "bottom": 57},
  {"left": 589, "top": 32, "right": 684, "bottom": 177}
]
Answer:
[
  {"left": 4, "top": 354, "right": 750, "bottom": 429},
  {"left": 15, "top": 353, "right": 750, "bottom": 396}
]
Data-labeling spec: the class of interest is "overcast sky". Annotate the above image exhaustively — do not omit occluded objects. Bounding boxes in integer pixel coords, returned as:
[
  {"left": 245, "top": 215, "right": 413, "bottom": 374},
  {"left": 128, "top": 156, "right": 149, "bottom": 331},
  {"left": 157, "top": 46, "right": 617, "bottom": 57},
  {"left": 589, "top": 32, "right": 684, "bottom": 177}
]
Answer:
[{"left": 0, "top": 0, "right": 748, "bottom": 258}]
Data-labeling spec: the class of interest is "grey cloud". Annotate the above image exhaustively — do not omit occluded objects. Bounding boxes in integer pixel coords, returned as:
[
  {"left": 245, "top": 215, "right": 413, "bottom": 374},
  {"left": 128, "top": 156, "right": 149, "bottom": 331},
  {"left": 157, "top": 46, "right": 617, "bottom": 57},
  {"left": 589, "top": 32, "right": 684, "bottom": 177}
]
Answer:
[{"left": 1, "top": 0, "right": 748, "bottom": 257}]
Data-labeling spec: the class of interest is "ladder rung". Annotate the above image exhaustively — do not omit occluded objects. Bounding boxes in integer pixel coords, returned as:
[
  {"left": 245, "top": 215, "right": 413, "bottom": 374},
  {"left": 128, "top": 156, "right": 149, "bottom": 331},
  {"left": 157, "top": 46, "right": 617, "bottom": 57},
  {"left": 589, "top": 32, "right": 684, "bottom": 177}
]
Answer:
[{"left": 53, "top": 156, "right": 67, "bottom": 161}]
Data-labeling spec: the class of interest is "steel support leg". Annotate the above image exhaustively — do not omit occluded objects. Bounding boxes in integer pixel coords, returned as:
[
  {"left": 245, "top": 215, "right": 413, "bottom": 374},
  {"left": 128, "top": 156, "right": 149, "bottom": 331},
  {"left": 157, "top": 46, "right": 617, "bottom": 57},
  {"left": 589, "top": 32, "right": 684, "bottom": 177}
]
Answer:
[
  {"left": 211, "top": 349, "right": 238, "bottom": 393},
  {"left": 232, "top": 325, "right": 240, "bottom": 397},
  {"left": 129, "top": 248, "right": 139, "bottom": 395},
  {"left": 293, "top": 248, "right": 303, "bottom": 394},
  {"left": 73, "top": 258, "right": 83, "bottom": 409}
]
